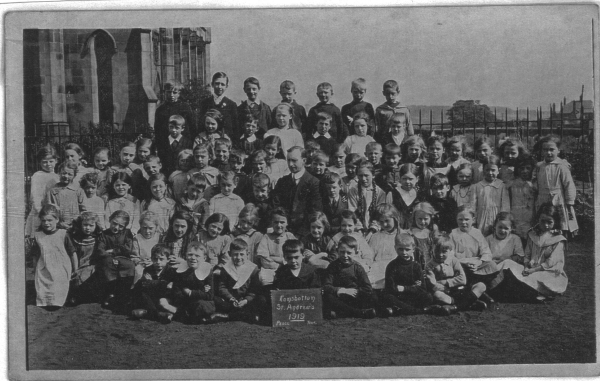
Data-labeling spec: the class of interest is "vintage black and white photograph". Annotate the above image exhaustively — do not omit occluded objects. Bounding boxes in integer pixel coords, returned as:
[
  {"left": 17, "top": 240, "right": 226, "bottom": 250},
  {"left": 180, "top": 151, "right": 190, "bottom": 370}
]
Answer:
[{"left": 5, "top": 3, "right": 599, "bottom": 379}]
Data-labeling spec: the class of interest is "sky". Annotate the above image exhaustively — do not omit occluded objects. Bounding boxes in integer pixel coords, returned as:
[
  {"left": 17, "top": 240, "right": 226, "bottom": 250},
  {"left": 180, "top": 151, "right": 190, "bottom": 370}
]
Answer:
[{"left": 208, "top": 5, "right": 595, "bottom": 109}]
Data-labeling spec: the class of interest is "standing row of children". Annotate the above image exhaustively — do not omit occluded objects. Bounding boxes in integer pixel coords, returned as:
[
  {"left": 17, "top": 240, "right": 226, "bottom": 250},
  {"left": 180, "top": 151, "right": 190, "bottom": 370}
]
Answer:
[{"left": 25, "top": 72, "right": 575, "bottom": 324}]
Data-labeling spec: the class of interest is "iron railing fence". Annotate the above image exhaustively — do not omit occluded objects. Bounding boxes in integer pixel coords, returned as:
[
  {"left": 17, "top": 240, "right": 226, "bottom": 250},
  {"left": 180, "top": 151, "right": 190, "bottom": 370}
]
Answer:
[{"left": 23, "top": 103, "right": 594, "bottom": 216}]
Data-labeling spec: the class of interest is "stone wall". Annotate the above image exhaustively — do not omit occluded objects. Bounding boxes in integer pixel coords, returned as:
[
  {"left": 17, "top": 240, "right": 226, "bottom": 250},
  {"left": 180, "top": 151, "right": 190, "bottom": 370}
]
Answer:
[{"left": 24, "top": 27, "right": 211, "bottom": 135}]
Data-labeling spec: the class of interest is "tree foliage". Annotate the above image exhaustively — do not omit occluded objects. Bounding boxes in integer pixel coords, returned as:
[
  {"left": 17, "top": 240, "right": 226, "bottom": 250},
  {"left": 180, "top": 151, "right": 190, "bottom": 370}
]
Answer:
[
  {"left": 446, "top": 100, "right": 495, "bottom": 129},
  {"left": 180, "top": 78, "right": 212, "bottom": 112}
]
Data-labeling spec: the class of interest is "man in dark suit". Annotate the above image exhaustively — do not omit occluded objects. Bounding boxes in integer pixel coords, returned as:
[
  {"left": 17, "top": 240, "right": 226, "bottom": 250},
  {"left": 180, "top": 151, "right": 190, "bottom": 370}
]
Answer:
[
  {"left": 156, "top": 115, "right": 193, "bottom": 176},
  {"left": 273, "top": 146, "right": 322, "bottom": 237}
]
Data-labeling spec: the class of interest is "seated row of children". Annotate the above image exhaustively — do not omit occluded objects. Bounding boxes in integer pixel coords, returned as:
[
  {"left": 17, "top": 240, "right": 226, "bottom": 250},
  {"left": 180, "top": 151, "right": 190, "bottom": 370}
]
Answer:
[{"left": 30, "top": 191, "right": 568, "bottom": 323}]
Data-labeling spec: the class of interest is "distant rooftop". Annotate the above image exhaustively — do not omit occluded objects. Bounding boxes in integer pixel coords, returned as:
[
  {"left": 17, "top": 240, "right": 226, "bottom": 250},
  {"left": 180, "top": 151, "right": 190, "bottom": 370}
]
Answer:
[{"left": 563, "top": 100, "right": 594, "bottom": 114}]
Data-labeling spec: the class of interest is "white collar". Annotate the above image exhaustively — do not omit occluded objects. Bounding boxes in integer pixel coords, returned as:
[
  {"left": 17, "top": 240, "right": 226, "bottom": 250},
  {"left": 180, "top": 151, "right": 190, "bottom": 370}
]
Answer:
[
  {"left": 194, "top": 262, "right": 213, "bottom": 280},
  {"left": 247, "top": 98, "right": 260, "bottom": 107},
  {"left": 168, "top": 135, "right": 182, "bottom": 144},
  {"left": 242, "top": 134, "right": 257, "bottom": 142},
  {"left": 392, "top": 132, "right": 404, "bottom": 144},
  {"left": 482, "top": 179, "right": 503, "bottom": 188},
  {"left": 213, "top": 93, "right": 225, "bottom": 104},
  {"left": 313, "top": 131, "right": 332, "bottom": 139},
  {"left": 293, "top": 168, "right": 306, "bottom": 181}
]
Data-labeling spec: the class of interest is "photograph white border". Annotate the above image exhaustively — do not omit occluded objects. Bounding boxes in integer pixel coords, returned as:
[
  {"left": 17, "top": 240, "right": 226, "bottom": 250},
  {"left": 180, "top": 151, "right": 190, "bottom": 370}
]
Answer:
[{"left": 4, "top": 1, "right": 600, "bottom": 379}]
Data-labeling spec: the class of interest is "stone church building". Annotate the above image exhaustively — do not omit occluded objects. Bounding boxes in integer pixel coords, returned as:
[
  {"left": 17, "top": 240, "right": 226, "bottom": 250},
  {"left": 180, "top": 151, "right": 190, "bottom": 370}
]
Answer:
[{"left": 23, "top": 28, "right": 211, "bottom": 135}]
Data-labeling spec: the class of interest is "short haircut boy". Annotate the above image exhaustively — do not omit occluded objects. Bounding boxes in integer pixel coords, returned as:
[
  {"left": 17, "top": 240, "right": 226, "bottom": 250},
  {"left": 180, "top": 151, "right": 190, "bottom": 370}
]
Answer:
[
  {"left": 230, "top": 149, "right": 247, "bottom": 162},
  {"left": 384, "top": 143, "right": 401, "bottom": 158},
  {"left": 282, "top": 239, "right": 304, "bottom": 255},
  {"left": 194, "top": 142, "right": 213, "bottom": 157},
  {"left": 230, "top": 238, "right": 249, "bottom": 252},
  {"left": 280, "top": 80, "right": 296, "bottom": 92},
  {"left": 317, "top": 82, "right": 333, "bottom": 92},
  {"left": 169, "top": 114, "right": 186, "bottom": 126},
  {"left": 434, "top": 234, "right": 454, "bottom": 254},
  {"left": 212, "top": 72, "right": 229, "bottom": 85},
  {"left": 217, "top": 170, "right": 237, "bottom": 183},
  {"left": 322, "top": 172, "right": 342, "bottom": 185},
  {"left": 306, "top": 140, "right": 321, "bottom": 151},
  {"left": 151, "top": 243, "right": 172, "bottom": 259},
  {"left": 345, "top": 153, "right": 363, "bottom": 166},
  {"left": 188, "top": 172, "right": 208, "bottom": 190},
  {"left": 312, "top": 151, "right": 329, "bottom": 165},
  {"left": 214, "top": 138, "right": 232, "bottom": 150},
  {"left": 351, "top": 78, "right": 367, "bottom": 90},
  {"left": 383, "top": 80, "right": 399, "bottom": 91},
  {"left": 317, "top": 112, "right": 332, "bottom": 123},
  {"left": 338, "top": 234, "right": 358, "bottom": 251},
  {"left": 252, "top": 173, "right": 271, "bottom": 188},
  {"left": 177, "top": 149, "right": 192, "bottom": 162},
  {"left": 186, "top": 241, "right": 208, "bottom": 256},
  {"left": 144, "top": 155, "right": 161, "bottom": 164},
  {"left": 395, "top": 233, "right": 416, "bottom": 248},
  {"left": 430, "top": 173, "right": 450, "bottom": 189},
  {"left": 244, "top": 77, "right": 261, "bottom": 89},
  {"left": 365, "top": 142, "right": 382, "bottom": 152},
  {"left": 164, "top": 80, "right": 184, "bottom": 90}
]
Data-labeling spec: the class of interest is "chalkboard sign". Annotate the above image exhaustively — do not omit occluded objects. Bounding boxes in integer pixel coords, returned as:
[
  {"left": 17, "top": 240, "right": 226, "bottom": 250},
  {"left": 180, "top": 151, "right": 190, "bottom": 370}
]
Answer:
[{"left": 270, "top": 289, "right": 323, "bottom": 327}]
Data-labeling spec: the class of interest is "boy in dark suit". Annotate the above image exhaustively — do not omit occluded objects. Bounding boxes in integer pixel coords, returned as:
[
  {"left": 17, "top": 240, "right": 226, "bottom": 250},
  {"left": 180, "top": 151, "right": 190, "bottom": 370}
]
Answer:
[
  {"left": 341, "top": 78, "right": 376, "bottom": 136},
  {"left": 323, "top": 235, "right": 378, "bottom": 319},
  {"left": 154, "top": 80, "right": 196, "bottom": 144},
  {"left": 305, "top": 82, "right": 348, "bottom": 143},
  {"left": 306, "top": 112, "right": 336, "bottom": 156},
  {"left": 254, "top": 239, "right": 322, "bottom": 324},
  {"left": 130, "top": 244, "right": 176, "bottom": 321},
  {"left": 273, "top": 146, "right": 323, "bottom": 237},
  {"left": 274, "top": 240, "right": 322, "bottom": 292},
  {"left": 427, "top": 173, "right": 458, "bottom": 234},
  {"left": 276, "top": 80, "right": 307, "bottom": 133},
  {"left": 213, "top": 239, "right": 263, "bottom": 323},
  {"left": 237, "top": 77, "right": 272, "bottom": 139},
  {"left": 156, "top": 115, "right": 194, "bottom": 176},
  {"left": 199, "top": 72, "right": 238, "bottom": 139}
]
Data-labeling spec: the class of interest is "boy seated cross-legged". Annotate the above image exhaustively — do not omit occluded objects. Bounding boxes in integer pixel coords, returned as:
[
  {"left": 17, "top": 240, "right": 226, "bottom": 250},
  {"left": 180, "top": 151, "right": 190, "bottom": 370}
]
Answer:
[
  {"left": 213, "top": 238, "right": 264, "bottom": 323},
  {"left": 323, "top": 235, "right": 379, "bottom": 319}
]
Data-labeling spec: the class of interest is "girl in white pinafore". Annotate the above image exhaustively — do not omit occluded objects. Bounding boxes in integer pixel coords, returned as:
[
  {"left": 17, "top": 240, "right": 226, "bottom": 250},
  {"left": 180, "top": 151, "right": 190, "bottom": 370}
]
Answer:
[
  {"left": 25, "top": 145, "right": 59, "bottom": 236},
  {"left": 470, "top": 155, "right": 510, "bottom": 237},
  {"left": 534, "top": 135, "right": 578, "bottom": 235},
  {"left": 367, "top": 204, "right": 407, "bottom": 289},
  {"left": 32, "top": 205, "right": 77, "bottom": 307},
  {"left": 500, "top": 204, "right": 568, "bottom": 298}
]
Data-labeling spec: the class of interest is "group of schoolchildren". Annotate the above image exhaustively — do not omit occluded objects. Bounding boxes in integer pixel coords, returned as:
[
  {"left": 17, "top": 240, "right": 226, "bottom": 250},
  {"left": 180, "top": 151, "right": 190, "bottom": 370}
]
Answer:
[{"left": 25, "top": 73, "right": 577, "bottom": 325}]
